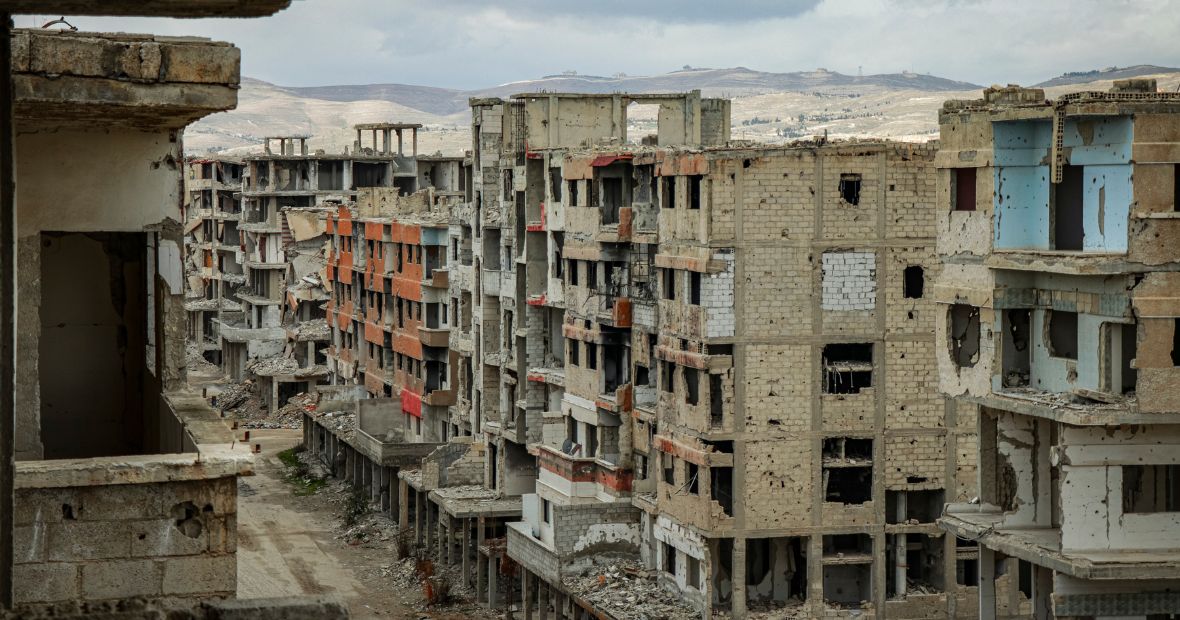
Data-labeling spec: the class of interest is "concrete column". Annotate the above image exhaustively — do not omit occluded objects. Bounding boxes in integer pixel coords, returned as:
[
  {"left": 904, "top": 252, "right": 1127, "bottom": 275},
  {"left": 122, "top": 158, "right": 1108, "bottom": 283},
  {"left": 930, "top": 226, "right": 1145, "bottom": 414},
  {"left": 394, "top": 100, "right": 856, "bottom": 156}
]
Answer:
[
  {"left": 894, "top": 494, "right": 907, "bottom": 597},
  {"left": 553, "top": 590, "right": 565, "bottom": 620},
  {"left": 397, "top": 479, "right": 409, "bottom": 534},
  {"left": 461, "top": 518, "right": 471, "bottom": 586},
  {"left": 425, "top": 499, "right": 434, "bottom": 555},
  {"left": 476, "top": 553, "right": 487, "bottom": 604},
  {"left": 344, "top": 447, "right": 354, "bottom": 482},
  {"left": 487, "top": 556, "right": 498, "bottom": 609},
  {"left": 979, "top": 547, "right": 996, "bottom": 620},
  {"left": 538, "top": 581, "right": 550, "bottom": 620},
  {"left": 522, "top": 570, "right": 533, "bottom": 620},
  {"left": 436, "top": 511, "right": 445, "bottom": 563},
  {"left": 414, "top": 492, "right": 424, "bottom": 549},
  {"left": 731, "top": 538, "right": 747, "bottom": 618}
]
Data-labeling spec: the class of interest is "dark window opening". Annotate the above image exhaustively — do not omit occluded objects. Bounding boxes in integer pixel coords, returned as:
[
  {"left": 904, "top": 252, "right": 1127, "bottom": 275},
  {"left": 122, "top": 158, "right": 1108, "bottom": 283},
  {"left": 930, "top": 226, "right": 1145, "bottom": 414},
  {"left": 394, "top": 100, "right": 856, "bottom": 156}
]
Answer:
[
  {"left": 953, "top": 168, "right": 977, "bottom": 212},
  {"left": 709, "top": 374, "right": 724, "bottom": 427},
  {"left": 949, "top": 304, "right": 981, "bottom": 368},
  {"left": 664, "top": 543, "right": 677, "bottom": 576},
  {"left": 587, "top": 262, "right": 598, "bottom": 292},
  {"left": 839, "top": 173, "right": 862, "bottom": 205},
  {"left": 662, "top": 176, "right": 676, "bottom": 210},
  {"left": 587, "top": 342, "right": 597, "bottom": 370},
  {"left": 663, "top": 269, "right": 676, "bottom": 300},
  {"left": 568, "top": 180, "right": 579, "bottom": 207},
  {"left": 602, "top": 177, "right": 623, "bottom": 224},
  {"left": 824, "top": 466, "right": 872, "bottom": 504},
  {"left": 684, "top": 367, "right": 699, "bottom": 406},
  {"left": 569, "top": 259, "right": 579, "bottom": 286},
  {"left": 886, "top": 489, "right": 946, "bottom": 524},
  {"left": 663, "top": 452, "right": 675, "bottom": 484},
  {"left": 550, "top": 168, "right": 563, "bottom": 203},
  {"left": 686, "top": 462, "right": 699, "bottom": 495},
  {"left": 711, "top": 466, "right": 733, "bottom": 516},
  {"left": 569, "top": 340, "right": 580, "bottom": 367},
  {"left": 1003, "top": 310, "right": 1032, "bottom": 387},
  {"left": 1054, "top": 164, "right": 1085, "bottom": 251},
  {"left": 822, "top": 343, "right": 874, "bottom": 394},
  {"left": 1123, "top": 465, "right": 1180, "bottom": 513},
  {"left": 956, "top": 558, "right": 979, "bottom": 587},
  {"left": 823, "top": 564, "right": 871, "bottom": 606},
  {"left": 1173, "top": 318, "right": 1180, "bottom": 366},
  {"left": 887, "top": 533, "right": 945, "bottom": 597},
  {"left": 823, "top": 437, "right": 873, "bottom": 462},
  {"left": 1047, "top": 310, "right": 1079, "bottom": 360},
  {"left": 688, "top": 175, "right": 702, "bottom": 210},
  {"left": 689, "top": 271, "right": 701, "bottom": 305},
  {"left": 903, "top": 265, "right": 924, "bottom": 299},
  {"left": 747, "top": 538, "right": 808, "bottom": 603},
  {"left": 661, "top": 361, "right": 674, "bottom": 393},
  {"left": 635, "top": 364, "right": 650, "bottom": 387}
]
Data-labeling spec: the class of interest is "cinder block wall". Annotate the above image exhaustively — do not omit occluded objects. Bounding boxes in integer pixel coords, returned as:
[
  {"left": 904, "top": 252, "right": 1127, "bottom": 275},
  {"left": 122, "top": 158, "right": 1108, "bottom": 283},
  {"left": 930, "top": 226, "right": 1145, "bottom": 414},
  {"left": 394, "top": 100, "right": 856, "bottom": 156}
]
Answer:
[{"left": 13, "top": 476, "right": 238, "bottom": 606}]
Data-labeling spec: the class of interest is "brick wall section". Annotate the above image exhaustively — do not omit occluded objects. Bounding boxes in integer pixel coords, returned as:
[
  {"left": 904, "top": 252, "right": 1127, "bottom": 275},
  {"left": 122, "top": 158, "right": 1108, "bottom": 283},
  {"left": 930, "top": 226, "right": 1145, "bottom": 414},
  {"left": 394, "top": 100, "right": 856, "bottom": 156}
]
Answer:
[
  {"left": 13, "top": 477, "right": 237, "bottom": 606},
  {"left": 821, "top": 251, "right": 877, "bottom": 311}
]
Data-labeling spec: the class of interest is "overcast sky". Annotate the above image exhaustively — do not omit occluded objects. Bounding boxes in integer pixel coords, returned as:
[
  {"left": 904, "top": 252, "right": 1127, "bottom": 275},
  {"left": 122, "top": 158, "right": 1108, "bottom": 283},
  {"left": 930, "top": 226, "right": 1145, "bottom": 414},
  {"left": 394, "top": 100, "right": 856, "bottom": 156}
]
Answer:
[{"left": 33, "top": 0, "right": 1180, "bottom": 90}]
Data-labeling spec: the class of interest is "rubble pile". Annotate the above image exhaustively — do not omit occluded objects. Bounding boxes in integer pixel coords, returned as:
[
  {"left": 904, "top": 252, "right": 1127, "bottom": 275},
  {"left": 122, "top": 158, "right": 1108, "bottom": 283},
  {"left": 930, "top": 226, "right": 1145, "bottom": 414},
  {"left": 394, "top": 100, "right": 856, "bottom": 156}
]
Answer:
[
  {"left": 184, "top": 341, "right": 220, "bottom": 375},
  {"left": 564, "top": 561, "right": 698, "bottom": 620}
]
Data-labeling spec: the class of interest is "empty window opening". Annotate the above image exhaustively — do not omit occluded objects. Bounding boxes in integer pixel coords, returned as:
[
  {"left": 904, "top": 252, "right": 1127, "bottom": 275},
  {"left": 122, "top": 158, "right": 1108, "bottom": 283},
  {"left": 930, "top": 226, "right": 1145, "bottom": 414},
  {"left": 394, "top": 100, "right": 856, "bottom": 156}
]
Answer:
[
  {"left": 886, "top": 533, "right": 945, "bottom": 598},
  {"left": 568, "top": 180, "right": 579, "bottom": 207},
  {"left": 747, "top": 537, "right": 808, "bottom": 605},
  {"left": 823, "top": 437, "right": 873, "bottom": 461},
  {"left": 664, "top": 543, "right": 677, "bottom": 576},
  {"left": 586, "top": 342, "right": 598, "bottom": 370},
  {"left": 662, "top": 176, "right": 676, "bottom": 210},
  {"left": 602, "top": 176, "right": 623, "bottom": 225},
  {"left": 822, "top": 343, "right": 874, "bottom": 394},
  {"left": 569, "top": 340, "right": 580, "bottom": 367},
  {"left": 686, "top": 462, "right": 699, "bottom": 495},
  {"left": 839, "top": 173, "right": 862, "bottom": 205},
  {"left": 569, "top": 259, "right": 579, "bottom": 286},
  {"left": 685, "top": 555, "right": 701, "bottom": 589},
  {"left": 948, "top": 304, "right": 981, "bottom": 368},
  {"left": 1173, "top": 318, "right": 1180, "bottom": 366},
  {"left": 635, "top": 364, "right": 650, "bottom": 387},
  {"left": 824, "top": 534, "right": 872, "bottom": 557},
  {"left": 824, "top": 465, "right": 872, "bottom": 504},
  {"left": 903, "top": 266, "right": 924, "bottom": 299},
  {"left": 823, "top": 564, "right": 871, "bottom": 606},
  {"left": 690, "top": 271, "right": 702, "bottom": 305},
  {"left": 588, "top": 262, "right": 598, "bottom": 292},
  {"left": 711, "top": 466, "right": 733, "bottom": 516},
  {"left": 1054, "top": 164, "right": 1085, "bottom": 251},
  {"left": 663, "top": 269, "right": 676, "bottom": 300},
  {"left": 1047, "top": 310, "right": 1079, "bottom": 360},
  {"left": 550, "top": 167, "right": 563, "bottom": 203},
  {"left": 1002, "top": 310, "right": 1031, "bottom": 387},
  {"left": 953, "top": 168, "right": 977, "bottom": 212},
  {"left": 663, "top": 452, "right": 675, "bottom": 484},
  {"left": 685, "top": 367, "right": 700, "bottom": 406},
  {"left": 709, "top": 374, "right": 724, "bottom": 427},
  {"left": 886, "top": 489, "right": 946, "bottom": 524},
  {"left": 1101, "top": 322, "right": 1138, "bottom": 395},
  {"left": 1123, "top": 464, "right": 1180, "bottom": 513},
  {"left": 956, "top": 557, "right": 979, "bottom": 587},
  {"left": 688, "top": 175, "right": 703, "bottom": 210}
]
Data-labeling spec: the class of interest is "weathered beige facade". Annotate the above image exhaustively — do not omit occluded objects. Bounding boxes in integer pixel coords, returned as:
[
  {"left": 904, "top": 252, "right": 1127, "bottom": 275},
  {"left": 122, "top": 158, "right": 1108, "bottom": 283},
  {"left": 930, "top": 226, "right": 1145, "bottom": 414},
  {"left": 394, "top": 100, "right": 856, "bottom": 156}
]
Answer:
[{"left": 936, "top": 81, "right": 1180, "bottom": 619}]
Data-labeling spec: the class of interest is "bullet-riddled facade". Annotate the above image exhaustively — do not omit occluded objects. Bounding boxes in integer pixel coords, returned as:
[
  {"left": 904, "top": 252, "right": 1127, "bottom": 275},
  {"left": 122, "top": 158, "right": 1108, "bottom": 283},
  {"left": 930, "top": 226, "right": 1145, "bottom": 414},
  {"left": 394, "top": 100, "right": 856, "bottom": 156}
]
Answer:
[{"left": 936, "top": 81, "right": 1180, "bottom": 619}]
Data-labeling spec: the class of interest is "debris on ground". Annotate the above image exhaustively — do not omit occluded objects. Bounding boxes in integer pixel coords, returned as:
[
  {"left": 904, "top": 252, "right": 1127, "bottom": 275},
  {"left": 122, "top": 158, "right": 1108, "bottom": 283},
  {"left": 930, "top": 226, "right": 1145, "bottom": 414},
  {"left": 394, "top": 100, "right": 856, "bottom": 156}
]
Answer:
[{"left": 564, "top": 560, "right": 699, "bottom": 620}]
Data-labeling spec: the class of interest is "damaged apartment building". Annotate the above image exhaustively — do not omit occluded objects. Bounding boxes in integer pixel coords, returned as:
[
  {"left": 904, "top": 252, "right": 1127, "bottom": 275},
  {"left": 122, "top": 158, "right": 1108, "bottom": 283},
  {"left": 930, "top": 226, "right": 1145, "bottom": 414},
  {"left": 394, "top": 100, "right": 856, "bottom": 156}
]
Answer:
[
  {"left": 186, "top": 124, "right": 435, "bottom": 411},
  {"left": 302, "top": 89, "right": 981, "bottom": 619},
  {"left": 936, "top": 81, "right": 1180, "bottom": 619},
  {"left": 1, "top": 15, "right": 343, "bottom": 620}
]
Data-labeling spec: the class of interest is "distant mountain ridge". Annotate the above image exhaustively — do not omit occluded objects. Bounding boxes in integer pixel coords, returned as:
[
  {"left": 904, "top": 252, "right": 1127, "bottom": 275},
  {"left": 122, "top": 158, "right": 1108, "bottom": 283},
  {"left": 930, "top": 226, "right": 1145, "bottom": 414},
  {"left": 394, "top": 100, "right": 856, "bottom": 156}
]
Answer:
[
  {"left": 267, "top": 66, "right": 984, "bottom": 116},
  {"left": 1033, "top": 64, "right": 1180, "bottom": 87}
]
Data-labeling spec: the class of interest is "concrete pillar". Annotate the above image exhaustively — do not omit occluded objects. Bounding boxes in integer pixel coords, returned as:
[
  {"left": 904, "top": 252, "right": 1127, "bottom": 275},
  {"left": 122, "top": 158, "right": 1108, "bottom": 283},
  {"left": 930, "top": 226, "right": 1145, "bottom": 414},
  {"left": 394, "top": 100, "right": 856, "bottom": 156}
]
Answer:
[
  {"left": 476, "top": 552, "right": 487, "bottom": 604},
  {"left": 894, "top": 493, "right": 907, "bottom": 597},
  {"left": 425, "top": 499, "right": 435, "bottom": 555},
  {"left": 487, "top": 556, "right": 498, "bottom": 609},
  {"left": 538, "top": 581, "right": 550, "bottom": 620},
  {"left": 731, "top": 537, "right": 747, "bottom": 618},
  {"left": 397, "top": 479, "right": 409, "bottom": 534},
  {"left": 553, "top": 590, "right": 565, "bottom": 620},
  {"left": 522, "top": 570, "right": 533, "bottom": 620},
  {"left": 461, "top": 518, "right": 471, "bottom": 587},
  {"left": 979, "top": 547, "right": 996, "bottom": 620},
  {"left": 414, "top": 492, "right": 424, "bottom": 549},
  {"left": 344, "top": 447, "right": 354, "bottom": 482}
]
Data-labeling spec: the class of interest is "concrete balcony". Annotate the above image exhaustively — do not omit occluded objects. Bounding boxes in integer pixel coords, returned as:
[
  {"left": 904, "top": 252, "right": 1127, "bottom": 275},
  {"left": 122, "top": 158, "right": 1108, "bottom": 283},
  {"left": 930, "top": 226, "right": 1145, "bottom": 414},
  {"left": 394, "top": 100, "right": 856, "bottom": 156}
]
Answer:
[
  {"left": 423, "top": 267, "right": 448, "bottom": 289},
  {"left": 418, "top": 326, "right": 451, "bottom": 348}
]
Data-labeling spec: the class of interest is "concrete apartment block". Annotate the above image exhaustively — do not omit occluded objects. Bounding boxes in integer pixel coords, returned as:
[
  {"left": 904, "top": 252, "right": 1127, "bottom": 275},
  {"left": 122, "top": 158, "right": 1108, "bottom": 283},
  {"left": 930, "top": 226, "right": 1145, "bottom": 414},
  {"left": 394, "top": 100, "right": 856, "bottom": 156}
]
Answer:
[{"left": 936, "top": 81, "right": 1180, "bottom": 619}]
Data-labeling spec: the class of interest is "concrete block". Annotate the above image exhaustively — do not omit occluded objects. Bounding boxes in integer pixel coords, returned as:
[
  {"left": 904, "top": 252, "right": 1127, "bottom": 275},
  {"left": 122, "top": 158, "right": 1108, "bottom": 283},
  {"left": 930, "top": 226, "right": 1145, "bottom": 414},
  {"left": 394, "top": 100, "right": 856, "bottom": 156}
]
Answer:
[
  {"left": 13, "top": 524, "right": 45, "bottom": 564},
  {"left": 76, "top": 484, "right": 165, "bottom": 520},
  {"left": 130, "top": 519, "right": 210, "bottom": 558},
  {"left": 160, "top": 43, "right": 240, "bottom": 85},
  {"left": 162, "top": 555, "right": 236, "bottom": 595},
  {"left": 13, "top": 562, "right": 79, "bottom": 604},
  {"left": 207, "top": 596, "right": 350, "bottom": 620},
  {"left": 81, "top": 559, "right": 161, "bottom": 600},
  {"left": 47, "top": 521, "right": 132, "bottom": 561}
]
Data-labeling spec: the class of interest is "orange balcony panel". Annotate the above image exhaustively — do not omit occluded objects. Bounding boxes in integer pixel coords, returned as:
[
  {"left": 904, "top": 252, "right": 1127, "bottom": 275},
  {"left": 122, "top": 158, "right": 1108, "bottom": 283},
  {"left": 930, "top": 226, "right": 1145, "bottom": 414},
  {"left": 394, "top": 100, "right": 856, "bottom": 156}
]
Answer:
[
  {"left": 612, "top": 297, "right": 632, "bottom": 328},
  {"left": 365, "top": 221, "right": 384, "bottom": 239},
  {"left": 393, "top": 332, "right": 423, "bottom": 359},
  {"left": 527, "top": 294, "right": 547, "bottom": 307},
  {"left": 392, "top": 275, "right": 423, "bottom": 301},
  {"left": 364, "top": 320, "right": 384, "bottom": 345},
  {"left": 618, "top": 207, "right": 633, "bottom": 240}
]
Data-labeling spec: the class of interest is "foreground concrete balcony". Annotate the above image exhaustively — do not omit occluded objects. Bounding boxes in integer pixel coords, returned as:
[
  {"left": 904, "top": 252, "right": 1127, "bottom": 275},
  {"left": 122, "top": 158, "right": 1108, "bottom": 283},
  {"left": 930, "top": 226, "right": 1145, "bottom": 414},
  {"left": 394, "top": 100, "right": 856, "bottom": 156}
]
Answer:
[{"left": 941, "top": 504, "right": 1180, "bottom": 581}]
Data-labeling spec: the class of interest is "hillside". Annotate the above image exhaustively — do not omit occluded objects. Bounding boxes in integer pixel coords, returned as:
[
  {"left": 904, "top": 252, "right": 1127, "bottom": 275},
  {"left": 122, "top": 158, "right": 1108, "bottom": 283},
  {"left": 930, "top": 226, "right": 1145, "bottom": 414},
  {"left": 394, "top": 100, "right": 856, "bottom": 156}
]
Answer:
[{"left": 183, "top": 66, "right": 1180, "bottom": 156}]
